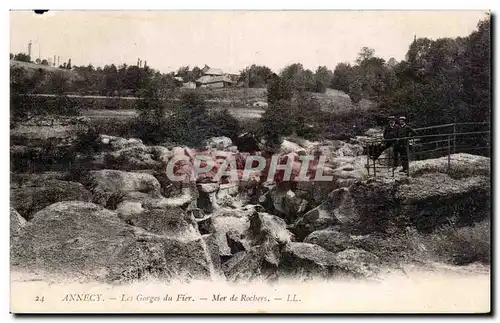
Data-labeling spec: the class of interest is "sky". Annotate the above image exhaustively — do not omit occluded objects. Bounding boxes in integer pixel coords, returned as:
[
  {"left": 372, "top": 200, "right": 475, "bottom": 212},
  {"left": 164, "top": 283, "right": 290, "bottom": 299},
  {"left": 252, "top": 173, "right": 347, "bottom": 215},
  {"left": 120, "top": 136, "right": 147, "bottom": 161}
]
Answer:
[{"left": 10, "top": 10, "right": 489, "bottom": 74}]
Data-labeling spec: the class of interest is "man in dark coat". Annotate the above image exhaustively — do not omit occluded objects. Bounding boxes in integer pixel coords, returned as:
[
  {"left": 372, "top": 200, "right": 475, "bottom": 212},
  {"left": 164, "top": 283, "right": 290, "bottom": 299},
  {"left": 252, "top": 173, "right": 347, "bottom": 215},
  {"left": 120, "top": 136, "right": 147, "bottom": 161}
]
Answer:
[
  {"left": 370, "top": 116, "right": 399, "bottom": 161},
  {"left": 395, "top": 116, "right": 417, "bottom": 173}
]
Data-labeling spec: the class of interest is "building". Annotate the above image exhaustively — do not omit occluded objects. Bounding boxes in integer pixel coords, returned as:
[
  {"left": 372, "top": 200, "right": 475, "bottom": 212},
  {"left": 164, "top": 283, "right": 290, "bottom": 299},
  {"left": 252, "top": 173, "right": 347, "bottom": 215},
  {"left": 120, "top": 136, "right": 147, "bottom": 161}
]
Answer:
[
  {"left": 182, "top": 81, "right": 196, "bottom": 89},
  {"left": 195, "top": 65, "right": 235, "bottom": 88},
  {"left": 196, "top": 75, "right": 234, "bottom": 88}
]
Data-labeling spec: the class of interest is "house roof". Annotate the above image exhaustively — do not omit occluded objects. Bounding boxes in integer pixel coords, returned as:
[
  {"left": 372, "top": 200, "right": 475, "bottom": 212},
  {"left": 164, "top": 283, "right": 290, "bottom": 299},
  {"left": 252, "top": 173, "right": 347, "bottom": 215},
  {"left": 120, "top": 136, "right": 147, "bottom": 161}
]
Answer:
[
  {"left": 204, "top": 68, "right": 223, "bottom": 76},
  {"left": 174, "top": 76, "right": 184, "bottom": 82},
  {"left": 196, "top": 75, "right": 233, "bottom": 84}
]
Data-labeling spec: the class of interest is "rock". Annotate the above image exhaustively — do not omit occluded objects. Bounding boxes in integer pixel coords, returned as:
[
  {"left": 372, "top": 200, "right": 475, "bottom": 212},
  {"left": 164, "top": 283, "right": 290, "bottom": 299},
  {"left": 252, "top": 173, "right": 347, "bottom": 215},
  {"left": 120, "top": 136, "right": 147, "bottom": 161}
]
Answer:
[
  {"left": 204, "top": 136, "right": 233, "bottom": 150},
  {"left": 222, "top": 242, "right": 280, "bottom": 282},
  {"left": 293, "top": 187, "right": 354, "bottom": 240},
  {"left": 10, "top": 208, "right": 26, "bottom": 243},
  {"left": 121, "top": 206, "right": 200, "bottom": 241},
  {"left": 295, "top": 181, "right": 340, "bottom": 205},
  {"left": 271, "top": 188, "right": 308, "bottom": 222},
  {"left": 10, "top": 171, "right": 70, "bottom": 189},
  {"left": 303, "top": 228, "right": 353, "bottom": 253},
  {"left": 203, "top": 233, "right": 224, "bottom": 277},
  {"left": 332, "top": 248, "right": 380, "bottom": 278},
  {"left": 279, "top": 140, "right": 306, "bottom": 155},
  {"left": 252, "top": 101, "right": 268, "bottom": 108},
  {"left": 198, "top": 183, "right": 220, "bottom": 193},
  {"left": 10, "top": 180, "right": 92, "bottom": 220},
  {"left": 397, "top": 173, "right": 491, "bottom": 232},
  {"left": 116, "top": 200, "right": 145, "bottom": 219},
  {"left": 150, "top": 146, "right": 173, "bottom": 164},
  {"left": 209, "top": 209, "right": 252, "bottom": 257},
  {"left": 410, "top": 153, "right": 490, "bottom": 179},
  {"left": 364, "top": 128, "right": 383, "bottom": 138},
  {"left": 86, "top": 170, "right": 162, "bottom": 207},
  {"left": 103, "top": 145, "right": 161, "bottom": 170},
  {"left": 226, "top": 231, "right": 250, "bottom": 254},
  {"left": 108, "top": 136, "right": 144, "bottom": 150},
  {"left": 11, "top": 201, "right": 213, "bottom": 283},
  {"left": 278, "top": 242, "right": 351, "bottom": 280},
  {"left": 297, "top": 169, "right": 490, "bottom": 235},
  {"left": 247, "top": 212, "right": 294, "bottom": 245}
]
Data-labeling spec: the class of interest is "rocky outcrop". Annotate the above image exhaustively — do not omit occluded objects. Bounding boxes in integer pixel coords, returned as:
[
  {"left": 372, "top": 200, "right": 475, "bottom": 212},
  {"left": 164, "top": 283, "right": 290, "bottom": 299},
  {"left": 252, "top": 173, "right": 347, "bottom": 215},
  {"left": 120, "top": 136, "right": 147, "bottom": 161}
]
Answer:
[
  {"left": 278, "top": 243, "right": 348, "bottom": 280},
  {"left": 410, "top": 153, "right": 490, "bottom": 179},
  {"left": 303, "top": 228, "right": 353, "bottom": 253},
  {"left": 86, "top": 170, "right": 162, "bottom": 207},
  {"left": 120, "top": 206, "right": 200, "bottom": 240},
  {"left": 10, "top": 179, "right": 92, "bottom": 220},
  {"left": 222, "top": 242, "right": 280, "bottom": 282},
  {"left": 11, "top": 201, "right": 214, "bottom": 283},
  {"left": 294, "top": 170, "right": 490, "bottom": 236}
]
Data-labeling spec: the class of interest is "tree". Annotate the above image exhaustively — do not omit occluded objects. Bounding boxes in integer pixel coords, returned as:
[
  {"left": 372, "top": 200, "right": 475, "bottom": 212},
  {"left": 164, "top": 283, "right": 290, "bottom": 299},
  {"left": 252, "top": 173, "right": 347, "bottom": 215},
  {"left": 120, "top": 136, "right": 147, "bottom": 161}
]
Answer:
[
  {"left": 134, "top": 70, "right": 176, "bottom": 144},
  {"left": 9, "top": 53, "right": 13, "bottom": 60},
  {"left": 331, "top": 63, "right": 353, "bottom": 93},
  {"left": 13, "top": 53, "right": 31, "bottom": 62},
  {"left": 239, "top": 64, "right": 274, "bottom": 88},
  {"left": 314, "top": 66, "right": 333, "bottom": 93},
  {"left": 266, "top": 74, "right": 293, "bottom": 105},
  {"left": 348, "top": 77, "right": 363, "bottom": 105},
  {"left": 356, "top": 47, "right": 375, "bottom": 65}
]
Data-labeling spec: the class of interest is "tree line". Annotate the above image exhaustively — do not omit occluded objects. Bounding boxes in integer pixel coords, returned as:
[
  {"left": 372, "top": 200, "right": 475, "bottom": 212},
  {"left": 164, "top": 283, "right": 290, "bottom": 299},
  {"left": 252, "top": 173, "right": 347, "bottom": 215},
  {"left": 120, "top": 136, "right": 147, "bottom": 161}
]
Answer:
[{"left": 330, "top": 17, "right": 490, "bottom": 127}]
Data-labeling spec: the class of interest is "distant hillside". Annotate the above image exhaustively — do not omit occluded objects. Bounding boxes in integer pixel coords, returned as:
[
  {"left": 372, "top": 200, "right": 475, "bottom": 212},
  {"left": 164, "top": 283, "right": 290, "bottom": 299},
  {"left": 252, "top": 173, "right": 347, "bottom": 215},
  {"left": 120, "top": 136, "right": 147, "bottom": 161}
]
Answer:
[{"left": 10, "top": 60, "right": 82, "bottom": 82}]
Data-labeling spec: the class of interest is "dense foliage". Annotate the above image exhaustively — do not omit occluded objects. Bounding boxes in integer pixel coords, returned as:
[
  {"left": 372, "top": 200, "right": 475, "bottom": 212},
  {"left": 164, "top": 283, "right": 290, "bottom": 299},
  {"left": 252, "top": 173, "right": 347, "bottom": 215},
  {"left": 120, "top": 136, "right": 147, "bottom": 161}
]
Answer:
[{"left": 330, "top": 17, "right": 490, "bottom": 127}]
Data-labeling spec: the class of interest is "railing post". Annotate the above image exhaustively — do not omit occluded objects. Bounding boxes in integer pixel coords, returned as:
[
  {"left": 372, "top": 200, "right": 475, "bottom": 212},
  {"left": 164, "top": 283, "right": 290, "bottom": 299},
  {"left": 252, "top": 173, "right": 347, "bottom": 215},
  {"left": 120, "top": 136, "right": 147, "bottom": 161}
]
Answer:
[
  {"left": 447, "top": 135, "right": 451, "bottom": 173},
  {"left": 366, "top": 148, "right": 370, "bottom": 177},
  {"left": 392, "top": 145, "right": 395, "bottom": 177},
  {"left": 373, "top": 153, "right": 377, "bottom": 177},
  {"left": 453, "top": 123, "right": 456, "bottom": 154},
  {"left": 406, "top": 141, "right": 410, "bottom": 176}
]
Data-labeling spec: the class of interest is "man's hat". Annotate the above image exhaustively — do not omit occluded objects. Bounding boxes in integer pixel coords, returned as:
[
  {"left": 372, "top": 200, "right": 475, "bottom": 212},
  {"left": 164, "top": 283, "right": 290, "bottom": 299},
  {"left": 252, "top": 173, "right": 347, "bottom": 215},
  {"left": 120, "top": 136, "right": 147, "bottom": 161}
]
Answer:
[
  {"left": 399, "top": 116, "right": 406, "bottom": 121},
  {"left": 388, "top": 116, "right": 396, "bottom": 120}
]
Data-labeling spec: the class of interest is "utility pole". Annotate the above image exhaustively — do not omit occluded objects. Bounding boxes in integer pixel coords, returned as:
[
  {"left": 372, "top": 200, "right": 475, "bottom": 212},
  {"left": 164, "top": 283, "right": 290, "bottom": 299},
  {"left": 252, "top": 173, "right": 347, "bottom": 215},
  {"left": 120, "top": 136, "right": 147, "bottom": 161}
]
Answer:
[{"left": 27, "top": 40, "right": 32, "bottom": 59}]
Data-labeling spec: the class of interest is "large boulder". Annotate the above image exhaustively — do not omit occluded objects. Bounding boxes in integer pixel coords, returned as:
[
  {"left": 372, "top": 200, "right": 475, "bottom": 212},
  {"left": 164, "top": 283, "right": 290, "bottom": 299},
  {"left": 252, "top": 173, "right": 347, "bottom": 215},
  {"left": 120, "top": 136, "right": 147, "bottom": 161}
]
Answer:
[
  {"left": 98, "top": 135, "right": 144, "bottom": 151},
  {"left": 293, "top": 187, "right": 355, "bottom": 240},
  {"left": 10, "top": 171, "right": 70, "bottom": 189},
  {"left": 270, "top": 188, "right": 308, "bottom": 223},
  {"left": 222, "top": 242, "right": 281, "bottom": 282},
  {"left": 277, "top": 242, "right": 352, "bottom": 280},
  {"left": 103, "top": 145, "right": 162, "bottom": 170},
  {"left": 10, "top": 179, "right": 92, "bottom": 220},
  {"left": 119, "top": 205, "right": 200, "bottom": 241},
  {"left": 295, "top": 168, "right": 490, "bottom": 235},
  {"left": 204, "top": 137, "right": 233, "bottom": 150},
  {"left": 303, "top": 228, "right": 353, "bottom": 253},
  {"left": 209, "top": 208, "right": 252, "bottom": 257},
  {"left": 410, "top": 153, "right": 490, "bottom": 179},
  {"left": 11, "top": 201, "right": 214, "bottom": 283},
  {"left": 86, "top": 170, "right": 162, "bottom": 207}
]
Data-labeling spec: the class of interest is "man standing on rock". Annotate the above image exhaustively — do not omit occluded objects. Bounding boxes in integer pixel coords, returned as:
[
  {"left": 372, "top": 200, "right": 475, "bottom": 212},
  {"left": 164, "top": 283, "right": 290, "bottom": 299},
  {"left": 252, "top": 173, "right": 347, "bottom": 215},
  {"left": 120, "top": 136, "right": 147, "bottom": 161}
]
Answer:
[
  {"left": 395, "top": 116, "right": 417, "bottom": 173},
  {"left": 372, "top": 116, "right": 399, "bottom": 161}
]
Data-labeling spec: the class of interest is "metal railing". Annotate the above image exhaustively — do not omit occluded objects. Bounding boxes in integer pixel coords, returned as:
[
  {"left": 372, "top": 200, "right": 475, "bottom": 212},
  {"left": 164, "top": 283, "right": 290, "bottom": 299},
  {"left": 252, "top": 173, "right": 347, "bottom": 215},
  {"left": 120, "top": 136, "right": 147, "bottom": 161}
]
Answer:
[{"left": 364, "top": 122, "right": 490, "bottom": 177}]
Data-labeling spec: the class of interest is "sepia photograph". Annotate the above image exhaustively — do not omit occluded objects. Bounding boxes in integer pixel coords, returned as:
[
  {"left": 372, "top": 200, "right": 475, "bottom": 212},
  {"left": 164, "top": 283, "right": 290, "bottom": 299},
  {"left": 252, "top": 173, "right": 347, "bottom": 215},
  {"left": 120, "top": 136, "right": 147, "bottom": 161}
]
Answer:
[{"left": 9, "top": 9, "right": 491, "bottom": 314}]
